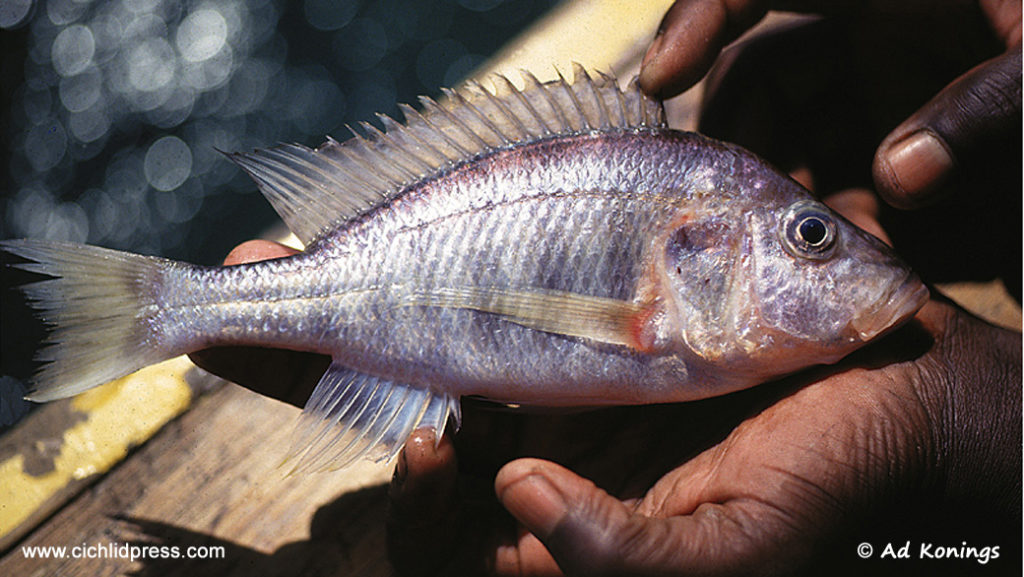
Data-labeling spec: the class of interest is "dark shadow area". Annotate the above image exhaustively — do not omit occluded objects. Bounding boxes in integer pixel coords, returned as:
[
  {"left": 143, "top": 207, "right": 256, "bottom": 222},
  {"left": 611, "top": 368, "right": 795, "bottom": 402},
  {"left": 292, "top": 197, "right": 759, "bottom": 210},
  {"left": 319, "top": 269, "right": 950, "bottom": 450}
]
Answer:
[{"left": 189, "top": 346, "right": 330, "bottom": 409}]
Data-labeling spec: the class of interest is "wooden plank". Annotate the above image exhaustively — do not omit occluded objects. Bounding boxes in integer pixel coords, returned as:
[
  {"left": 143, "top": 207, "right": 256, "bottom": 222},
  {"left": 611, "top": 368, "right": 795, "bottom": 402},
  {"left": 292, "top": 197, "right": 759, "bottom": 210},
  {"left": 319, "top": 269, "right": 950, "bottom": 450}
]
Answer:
[{"left": 936, "top": 280, "right": 1021, "bottom": 331}]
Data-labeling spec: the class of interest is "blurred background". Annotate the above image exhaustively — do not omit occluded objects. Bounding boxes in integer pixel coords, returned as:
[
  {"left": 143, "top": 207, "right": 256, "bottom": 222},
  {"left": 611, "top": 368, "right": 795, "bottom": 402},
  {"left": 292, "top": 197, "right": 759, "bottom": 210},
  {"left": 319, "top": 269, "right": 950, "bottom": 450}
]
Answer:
[{"left": 0, "top": 0, "right": 559, "bottom": 425}]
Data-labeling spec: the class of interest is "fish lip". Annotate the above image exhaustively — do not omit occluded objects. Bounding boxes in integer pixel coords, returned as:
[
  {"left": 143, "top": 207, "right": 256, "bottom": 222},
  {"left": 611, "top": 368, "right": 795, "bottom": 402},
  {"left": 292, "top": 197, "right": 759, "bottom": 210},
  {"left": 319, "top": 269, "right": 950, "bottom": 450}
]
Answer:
[{"left": 851, "top": 273, "right": 930, "bottom": 342}]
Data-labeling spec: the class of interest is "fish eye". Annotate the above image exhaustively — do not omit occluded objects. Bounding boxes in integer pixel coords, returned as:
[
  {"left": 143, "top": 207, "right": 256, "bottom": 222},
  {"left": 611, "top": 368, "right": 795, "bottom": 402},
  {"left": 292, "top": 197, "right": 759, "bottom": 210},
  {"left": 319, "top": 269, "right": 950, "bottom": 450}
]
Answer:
[{"left": 781, "top": 201, "right": 837, "bottom": 259}]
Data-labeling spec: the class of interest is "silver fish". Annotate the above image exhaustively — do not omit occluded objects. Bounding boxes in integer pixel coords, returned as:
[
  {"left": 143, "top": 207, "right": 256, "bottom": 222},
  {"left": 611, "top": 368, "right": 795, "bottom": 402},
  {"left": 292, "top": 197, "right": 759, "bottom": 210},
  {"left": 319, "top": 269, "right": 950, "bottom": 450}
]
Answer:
[{"left": 2, "top": 67, "right": 928, "bottom": 471}]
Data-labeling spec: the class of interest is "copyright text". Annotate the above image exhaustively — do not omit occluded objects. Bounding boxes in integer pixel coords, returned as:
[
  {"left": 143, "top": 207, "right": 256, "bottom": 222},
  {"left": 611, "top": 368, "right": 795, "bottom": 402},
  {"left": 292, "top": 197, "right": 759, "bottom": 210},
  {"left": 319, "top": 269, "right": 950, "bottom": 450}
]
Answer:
[{"left": 857, "top": 540, "right": 999, "bottom": 565}]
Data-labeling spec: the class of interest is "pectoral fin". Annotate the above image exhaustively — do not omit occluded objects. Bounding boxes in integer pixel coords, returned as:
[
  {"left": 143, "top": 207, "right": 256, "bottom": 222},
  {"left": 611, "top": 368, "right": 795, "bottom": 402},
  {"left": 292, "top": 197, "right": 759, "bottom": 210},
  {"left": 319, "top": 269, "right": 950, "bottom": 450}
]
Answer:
[{"left": 405, "top": 287, "right": 655, "bottom": 350}]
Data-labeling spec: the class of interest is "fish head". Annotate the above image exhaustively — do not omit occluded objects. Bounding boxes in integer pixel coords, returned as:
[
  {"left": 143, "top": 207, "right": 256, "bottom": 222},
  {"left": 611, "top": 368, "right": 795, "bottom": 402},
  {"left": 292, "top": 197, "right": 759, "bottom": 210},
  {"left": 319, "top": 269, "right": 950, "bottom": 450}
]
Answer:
[{"left": 656, "top": 175, "right": 928, "bottom": 381}]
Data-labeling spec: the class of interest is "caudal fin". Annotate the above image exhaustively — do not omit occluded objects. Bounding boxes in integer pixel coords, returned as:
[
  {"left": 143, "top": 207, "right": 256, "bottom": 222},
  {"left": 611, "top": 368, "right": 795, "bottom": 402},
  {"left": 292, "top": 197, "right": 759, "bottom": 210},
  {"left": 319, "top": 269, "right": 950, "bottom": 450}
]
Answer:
[{"left": 3, "top": 239, "right": 176, "bottom": 402}]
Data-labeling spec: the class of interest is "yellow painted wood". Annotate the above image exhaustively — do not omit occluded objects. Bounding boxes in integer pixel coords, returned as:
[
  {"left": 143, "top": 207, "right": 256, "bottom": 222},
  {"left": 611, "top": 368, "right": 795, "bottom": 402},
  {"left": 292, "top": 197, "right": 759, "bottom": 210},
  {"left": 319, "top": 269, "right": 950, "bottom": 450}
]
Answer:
[
  {"left": 473, "top": 0, "right": 674, "bottom": 83},
  {"left": 0, "top": 357, "right": 193, "bottom": 546}
]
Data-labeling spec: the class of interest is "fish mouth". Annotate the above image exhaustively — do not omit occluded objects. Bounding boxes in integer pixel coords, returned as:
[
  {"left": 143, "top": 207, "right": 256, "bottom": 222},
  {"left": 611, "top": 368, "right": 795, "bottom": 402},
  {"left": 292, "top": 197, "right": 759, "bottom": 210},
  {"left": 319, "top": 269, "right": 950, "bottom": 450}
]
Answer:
[{"left": 850, "top": 272, "right": 930, "bottom": 342}]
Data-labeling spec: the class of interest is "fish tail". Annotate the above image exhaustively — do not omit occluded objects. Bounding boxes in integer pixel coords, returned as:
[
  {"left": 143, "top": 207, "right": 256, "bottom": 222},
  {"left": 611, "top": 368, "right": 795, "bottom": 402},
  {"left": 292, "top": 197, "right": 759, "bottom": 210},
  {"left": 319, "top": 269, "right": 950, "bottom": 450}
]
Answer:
[{"left": 2, "top": 239, "right": 179, "bottom": 402}]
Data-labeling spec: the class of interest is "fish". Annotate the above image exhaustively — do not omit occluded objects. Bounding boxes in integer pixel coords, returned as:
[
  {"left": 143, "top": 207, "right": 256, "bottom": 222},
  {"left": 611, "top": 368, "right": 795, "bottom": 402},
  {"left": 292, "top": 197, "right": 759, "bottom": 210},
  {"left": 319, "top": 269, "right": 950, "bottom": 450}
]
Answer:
[{"left": 2, "top": 66, "right": 928, "bottom": 472}]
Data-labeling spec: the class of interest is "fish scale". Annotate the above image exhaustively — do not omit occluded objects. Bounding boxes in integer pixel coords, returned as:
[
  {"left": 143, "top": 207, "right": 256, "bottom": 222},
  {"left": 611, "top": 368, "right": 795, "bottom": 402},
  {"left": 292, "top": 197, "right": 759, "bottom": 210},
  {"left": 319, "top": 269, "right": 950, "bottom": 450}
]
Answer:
[{"left": 2, "top": 67, "right": 927, "bottom": 471}]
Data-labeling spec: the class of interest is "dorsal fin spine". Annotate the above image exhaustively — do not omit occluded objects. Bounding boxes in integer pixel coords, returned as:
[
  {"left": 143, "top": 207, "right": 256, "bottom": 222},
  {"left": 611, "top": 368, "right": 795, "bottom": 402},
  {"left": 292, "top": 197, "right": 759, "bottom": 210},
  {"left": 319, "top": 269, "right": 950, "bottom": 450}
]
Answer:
[
  {"left": 581, "top": 68, "right": 613, "bottom": 130},
  {"left": 602, "top": 71, "right": 630, "bottom": 127},
  {"left": 442, "top": 88, "right": 511, "bottom": 147},
  {"left": 505, "top": 73, "right": 553, "bottom": 136},
  {"left": 556, "top": 69, "right": 591, "bottom": 131},
  {"left": 338, "top": 141, "right": 395, "bottom": 191},
  {"left": 524, "top": 70, "right": 572, "bottom": 133},
  {"left": 358, "top": 121, "right": 423, "bottom": 182},
  {"left": 382, "top": 109, "right": 450, "bottom": 169},
  {"left": 407, "top": 101, "right": 474, "bottom": 160},
  {"left": 635, "top": 80, "right": 651, "bottom": 126},
  {"left": 315, "top": 147, "right": 389, "bottom": 202},
  {"left": 356, "top": 122, "right": 415, "bottom": 180},
  {"left": 458, "top": 89, "right": 514, "bottom": 146},
  {"left": 344, "top": 125, "right": 408, "bottom": 188},
  {"left": 396, "top": 104, "right": 458, "bottom": 166},
  {"left": 376, "top": 113, "right": 438, "bottom": 173}
]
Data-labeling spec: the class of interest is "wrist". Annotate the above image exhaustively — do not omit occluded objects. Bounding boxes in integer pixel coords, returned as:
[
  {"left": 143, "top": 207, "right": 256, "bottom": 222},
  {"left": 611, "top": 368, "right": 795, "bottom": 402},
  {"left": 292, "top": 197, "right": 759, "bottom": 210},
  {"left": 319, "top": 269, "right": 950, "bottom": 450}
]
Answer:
[{"left": 922, "top": 305, "right": 1021, "bottom": 537}]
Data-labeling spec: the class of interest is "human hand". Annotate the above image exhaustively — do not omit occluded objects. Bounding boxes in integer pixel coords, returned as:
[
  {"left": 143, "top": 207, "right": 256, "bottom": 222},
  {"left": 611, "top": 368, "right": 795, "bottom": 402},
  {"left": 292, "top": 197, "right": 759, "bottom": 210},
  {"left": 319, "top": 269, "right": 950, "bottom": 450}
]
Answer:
[{"left": 638, "top": 0, "right": 1021, "bottom": 210}]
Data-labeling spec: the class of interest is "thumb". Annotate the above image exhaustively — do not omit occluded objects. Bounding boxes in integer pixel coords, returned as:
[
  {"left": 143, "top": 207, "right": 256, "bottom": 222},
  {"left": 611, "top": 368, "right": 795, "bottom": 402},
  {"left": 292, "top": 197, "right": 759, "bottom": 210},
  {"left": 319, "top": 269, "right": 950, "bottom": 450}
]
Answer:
[
  {"left": 873, "top": 47, "right": 1022, "bottom": 209},
  {"left": 495, "top": 459, "right": 779, "bottom": 576},
  {"left": 495, "top": 458, "right": 649, "bottom": 576}
]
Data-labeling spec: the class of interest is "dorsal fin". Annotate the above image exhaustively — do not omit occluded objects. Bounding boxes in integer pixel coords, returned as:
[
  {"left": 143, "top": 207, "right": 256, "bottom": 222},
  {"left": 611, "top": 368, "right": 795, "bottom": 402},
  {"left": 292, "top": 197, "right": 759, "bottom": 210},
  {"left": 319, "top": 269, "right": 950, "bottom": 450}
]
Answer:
[{"left": 230, "top": 65, "right": 667, "bottom": 246}]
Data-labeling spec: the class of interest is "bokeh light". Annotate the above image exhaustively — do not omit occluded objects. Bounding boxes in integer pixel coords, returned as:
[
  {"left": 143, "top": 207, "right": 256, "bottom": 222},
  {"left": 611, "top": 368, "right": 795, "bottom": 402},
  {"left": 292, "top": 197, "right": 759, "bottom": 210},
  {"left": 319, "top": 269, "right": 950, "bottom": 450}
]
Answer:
[
  {"left": 145, "top": 135, "right": 193, "bottom": 192},
  {"left": 0, "top": 0, "right": 33, "bottom": 29},
  {"left": 51, "top": 24, "right": 95, "bottom": 77}
]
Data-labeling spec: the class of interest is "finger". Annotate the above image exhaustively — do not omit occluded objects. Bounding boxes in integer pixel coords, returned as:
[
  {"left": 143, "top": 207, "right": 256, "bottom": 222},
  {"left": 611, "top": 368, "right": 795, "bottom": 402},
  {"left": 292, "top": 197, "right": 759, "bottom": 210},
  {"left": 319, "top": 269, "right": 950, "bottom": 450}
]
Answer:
[
  {"left": 496, "top": 458, "right": 635, "bottom": 575},
  {"left": 222, "top": 239, "right": 299, "bottom": 265},
  {"left": 873, "top": 48, "right": 1022, "bottom": 209},
  {"left": 492, "top": 534, "right": 562, "bottom": 577},
  {"left": 639, "top": 0, "right": 768, "bottom": 98},
  {"left": 387, "top": 428, "right": 462, "bottom": 576}
]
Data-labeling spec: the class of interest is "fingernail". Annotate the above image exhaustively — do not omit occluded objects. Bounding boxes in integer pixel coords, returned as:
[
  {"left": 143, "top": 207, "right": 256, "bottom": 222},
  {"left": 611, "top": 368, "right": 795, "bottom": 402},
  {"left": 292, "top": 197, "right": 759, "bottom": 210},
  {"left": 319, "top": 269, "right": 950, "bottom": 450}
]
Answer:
[
  {"left": 392, "top": 450, "right": 408, "bottom": 491},
  {"left": 886, "top": 131, "right": 954, "bottom": 201},
  {"left": 500, "top": 472, "right": 567, "bottom": 538},
  {"left": 641, "top": 32, "right": 664, "bottom": 73}
]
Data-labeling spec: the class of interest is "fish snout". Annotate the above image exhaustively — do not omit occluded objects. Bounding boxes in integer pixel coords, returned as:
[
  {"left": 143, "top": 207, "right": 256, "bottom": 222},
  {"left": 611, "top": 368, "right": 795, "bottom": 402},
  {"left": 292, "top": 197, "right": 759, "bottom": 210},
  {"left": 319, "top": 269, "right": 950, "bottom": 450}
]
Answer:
[{"left": 849, "top": 272, "right": 930, "bottom": 342}]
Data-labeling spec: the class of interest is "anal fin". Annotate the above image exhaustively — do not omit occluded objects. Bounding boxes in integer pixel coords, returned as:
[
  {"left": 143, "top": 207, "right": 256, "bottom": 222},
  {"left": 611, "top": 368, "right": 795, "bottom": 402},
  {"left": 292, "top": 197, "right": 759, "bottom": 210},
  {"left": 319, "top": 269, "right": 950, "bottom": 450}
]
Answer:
[{"left": 285, "top": 361, "right": 460, "bottom": 473}]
